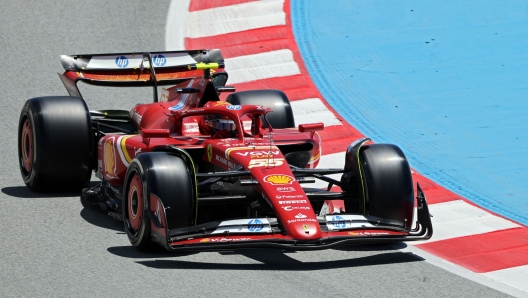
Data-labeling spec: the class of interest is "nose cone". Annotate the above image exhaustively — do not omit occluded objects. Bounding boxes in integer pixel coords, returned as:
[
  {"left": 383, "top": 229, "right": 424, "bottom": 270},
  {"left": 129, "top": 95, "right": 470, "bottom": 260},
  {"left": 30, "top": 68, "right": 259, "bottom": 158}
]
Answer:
[{"left": 286, "top": 221, "right": 322, "bottom": 240}]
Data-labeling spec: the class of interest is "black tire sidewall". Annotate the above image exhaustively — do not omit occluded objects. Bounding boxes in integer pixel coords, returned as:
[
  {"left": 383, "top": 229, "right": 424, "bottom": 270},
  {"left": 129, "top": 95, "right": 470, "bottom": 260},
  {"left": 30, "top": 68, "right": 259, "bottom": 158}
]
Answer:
[
  {"left": 123, "top": 160, "right": 152, "bottom": 250},
  {"left": 18, "top": 96, "right": 93, "bottom": 192},
  {"left": 18, "top": 101, "right": 41, "bottom": 190},
  {"left": 360, "top": 144, "right": 414, "bottom": 229},
  {"left": 122, "top": 152, "right": 195, "bottom": 251}
]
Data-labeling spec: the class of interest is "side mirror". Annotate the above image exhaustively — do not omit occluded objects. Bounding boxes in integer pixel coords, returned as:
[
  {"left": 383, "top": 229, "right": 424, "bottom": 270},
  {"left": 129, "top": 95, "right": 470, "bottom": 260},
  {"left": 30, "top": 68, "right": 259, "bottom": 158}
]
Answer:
[{"left": 298, "top": 122, "right": 324, "bottom": 133}]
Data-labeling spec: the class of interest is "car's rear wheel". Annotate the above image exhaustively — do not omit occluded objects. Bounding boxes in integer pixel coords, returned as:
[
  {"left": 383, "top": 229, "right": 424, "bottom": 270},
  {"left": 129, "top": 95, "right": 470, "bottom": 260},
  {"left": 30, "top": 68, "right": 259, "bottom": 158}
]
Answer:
[
  {"left": 360, "top": 144, "right": 414, "bottom": 229},
  {"left": 18, "top": 96, "right": 92, "bottom": 192},
  {"left": 123, "top": 152, "right": 195, "bottom": 252},
  {"left": 226, "top": 89, "right": 295, "bottom": 128}
]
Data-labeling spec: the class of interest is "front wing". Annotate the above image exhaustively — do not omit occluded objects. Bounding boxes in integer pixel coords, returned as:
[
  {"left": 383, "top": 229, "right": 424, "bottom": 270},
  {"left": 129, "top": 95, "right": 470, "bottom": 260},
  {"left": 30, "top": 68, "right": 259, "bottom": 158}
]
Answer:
[{"left": 150, "top": 184, "right": 433, "bottom": 252}]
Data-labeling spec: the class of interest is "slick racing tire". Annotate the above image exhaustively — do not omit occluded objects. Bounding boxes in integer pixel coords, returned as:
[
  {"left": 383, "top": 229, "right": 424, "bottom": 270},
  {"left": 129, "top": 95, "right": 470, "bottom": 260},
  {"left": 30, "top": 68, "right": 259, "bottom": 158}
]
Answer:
[
  {"left": 123, "top": 152, "right": 195, "bottom": 252},
  {"left": 18, "top": 96, "right": 92, "bottom": 192},
  {"left": 360, "top": 144, "right": 414, "bottom": 230},
  {"left": 226, "top": 89, "right": 295, "bottom": 128}
]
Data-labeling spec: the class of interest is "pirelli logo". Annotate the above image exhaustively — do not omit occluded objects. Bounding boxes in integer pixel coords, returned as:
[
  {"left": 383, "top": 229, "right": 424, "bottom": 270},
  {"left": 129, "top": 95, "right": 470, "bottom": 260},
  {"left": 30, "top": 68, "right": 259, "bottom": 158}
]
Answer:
[{"left": 278, "top": 200, "right": 307, "bottom": 205}]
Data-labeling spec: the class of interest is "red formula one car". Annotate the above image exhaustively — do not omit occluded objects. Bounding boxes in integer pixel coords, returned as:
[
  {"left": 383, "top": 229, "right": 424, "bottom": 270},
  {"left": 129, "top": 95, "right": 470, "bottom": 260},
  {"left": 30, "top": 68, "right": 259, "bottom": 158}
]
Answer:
[{"left": 18, "top": 50, "right": 432, "bottom": 251}]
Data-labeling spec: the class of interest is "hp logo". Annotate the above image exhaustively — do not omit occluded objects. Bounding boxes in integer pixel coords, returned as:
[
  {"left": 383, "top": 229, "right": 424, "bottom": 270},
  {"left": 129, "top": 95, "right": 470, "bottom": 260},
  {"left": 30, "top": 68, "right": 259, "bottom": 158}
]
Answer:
[
  {"left": 247, "top": 219, "right": 264, "bottom": 232},
  {"left": 331, "top": 216, "right": 346, "bottom": 228},
  {"left": 115, "top": 56, "right": 128, "bottom": 68},
  {"left": 227, "top": 105, "right": 242, "bottom": 110},
  {"left": 152, "top": 54, "right": 166, "bottom": 67}
]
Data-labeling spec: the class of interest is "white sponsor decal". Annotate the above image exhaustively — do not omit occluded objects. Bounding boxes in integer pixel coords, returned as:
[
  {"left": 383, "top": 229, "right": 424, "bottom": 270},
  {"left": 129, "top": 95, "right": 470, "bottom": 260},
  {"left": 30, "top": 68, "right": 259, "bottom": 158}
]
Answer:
[
  {"left": 278, "top": 200, "right": 307, "bottom": 205},
  {"left": 282, "top": 206, "right": 311, "bottom": 211},
  {"left": 222, "top": 143, "right": 271, "bottom": 147},
  {"left": 86, "top": 52, "right": 197, "bottom": 69},
  {"left": 325, "top": 214, "right": 377, "bottom": 231},
  {"left": 295, "top": 213, "right": 307, "bottom": 219},
  {"left": 184, "top": 123, "right": 199, "bottom": 133},
  {"left": 209, "top": 237, "right": 251, "bottom": 242},
  {"left": 227, "top": 105, "right": 242, "bottom": 110},
  {"left": 276, "top": 187, "right": 295, "bottom": 192},
  {"left": 215, "top": 155, "right": 236, "bottom": 168},
  {"left": 248, "top": 158, "right": 284, "bottom": 168},
  {"left": 211, "top": 218, "right": 271, "bottom": 234},
  {"left": 199, "top": 237, "right": 253, "bottom": 243},
  {"left": 181, "top": 108, "right": 204, "bottom": 114},
  {"left": 225, "top": 146, "right": 279, "bottom": 159},
  {"left": 236, "top": 150, "right": 280, "bottom": 157},
  {"left": 286, "top": 218, "right": 317, "bottom": 224},
  {"left": 276, "top": 195, "right": 305, "bottom": 199},
  {"left": 350, "top": 232, "right": 390, "bottom": 236}
]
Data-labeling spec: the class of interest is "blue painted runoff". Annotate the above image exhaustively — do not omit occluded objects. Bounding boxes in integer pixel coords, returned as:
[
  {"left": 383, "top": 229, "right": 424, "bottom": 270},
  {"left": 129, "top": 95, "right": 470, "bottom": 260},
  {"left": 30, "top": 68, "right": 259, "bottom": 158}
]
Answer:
[{"left": 292, "top": 0, "right": 528, "bottom": 225}]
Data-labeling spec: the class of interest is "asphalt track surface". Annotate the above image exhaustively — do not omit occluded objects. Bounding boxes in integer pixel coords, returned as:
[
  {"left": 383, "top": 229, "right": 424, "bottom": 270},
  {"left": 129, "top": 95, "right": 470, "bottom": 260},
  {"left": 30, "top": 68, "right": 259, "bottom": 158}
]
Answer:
[{"left": 0, "top": 1, "right": 517, "bottom": 297}]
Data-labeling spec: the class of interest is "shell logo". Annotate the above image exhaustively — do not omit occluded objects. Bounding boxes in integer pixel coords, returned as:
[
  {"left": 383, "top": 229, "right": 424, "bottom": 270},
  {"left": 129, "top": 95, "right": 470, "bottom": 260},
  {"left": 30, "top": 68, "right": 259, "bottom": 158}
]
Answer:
[
  {"left": 104, "top": 137, "right": 116, "bottom": 177},
  {"left": 200, "top": 238, "right": 210, "bottom": 243},
  {"left": 214, "top": 101, "right": 231, "bottom": 106},
  {"left": 263, "top": 174, "right": 295, "bottom": 185}
]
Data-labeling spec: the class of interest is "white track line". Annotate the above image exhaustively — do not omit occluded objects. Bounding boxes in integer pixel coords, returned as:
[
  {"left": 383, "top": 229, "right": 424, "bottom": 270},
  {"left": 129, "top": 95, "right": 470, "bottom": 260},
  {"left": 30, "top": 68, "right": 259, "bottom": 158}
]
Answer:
[
  {"left": 224, "top": 49, "right": 300, "bottom": 84},
  {"left": 398, "top": 244, "right": 528, "bottom": 298},
  {"left": 291, "top": 98, "right": 343, "bottom": 126},
  {"left": 484, "top": 265, "right": 528, "bottom": 296},
  {"left": 422, "top": 200, "right": 520, "bottom": 242},
  {"left": 187, "top": 0, "right": 285, "bottom": 38},
  {"left": 165, "top": 0, "right": 191, "bottom": 50}
]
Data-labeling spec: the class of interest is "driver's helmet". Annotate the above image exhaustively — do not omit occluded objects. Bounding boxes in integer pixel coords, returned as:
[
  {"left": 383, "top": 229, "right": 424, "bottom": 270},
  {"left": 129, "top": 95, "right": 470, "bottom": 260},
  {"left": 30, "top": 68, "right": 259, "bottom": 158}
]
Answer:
[{"left": 201, "top": 101, "right": 237, "bottom": 137}]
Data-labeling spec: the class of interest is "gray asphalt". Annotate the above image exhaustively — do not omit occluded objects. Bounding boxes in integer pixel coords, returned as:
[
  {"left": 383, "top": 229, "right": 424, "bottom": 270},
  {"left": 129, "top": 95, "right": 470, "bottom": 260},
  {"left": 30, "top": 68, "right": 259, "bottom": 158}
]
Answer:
[{"left": 0, "top": 1, "right": 511, "bottom": 297}]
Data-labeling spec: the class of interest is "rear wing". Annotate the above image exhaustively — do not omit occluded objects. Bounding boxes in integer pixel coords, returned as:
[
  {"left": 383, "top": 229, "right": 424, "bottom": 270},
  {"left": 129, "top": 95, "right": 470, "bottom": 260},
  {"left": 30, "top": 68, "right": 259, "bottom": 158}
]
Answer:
[{"left": 58, "top": 49, "right": 225, "bottom": 101}]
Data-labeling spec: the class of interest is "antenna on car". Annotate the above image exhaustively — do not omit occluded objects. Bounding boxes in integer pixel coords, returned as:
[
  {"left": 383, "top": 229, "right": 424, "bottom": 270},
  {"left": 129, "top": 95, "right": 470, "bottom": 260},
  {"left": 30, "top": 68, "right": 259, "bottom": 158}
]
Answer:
[
  {"left": 143, "top": 52, "right": 158, "bottom": 103},
  {"left": 265, "top": 113, "right": 274, "bottom": 168}
]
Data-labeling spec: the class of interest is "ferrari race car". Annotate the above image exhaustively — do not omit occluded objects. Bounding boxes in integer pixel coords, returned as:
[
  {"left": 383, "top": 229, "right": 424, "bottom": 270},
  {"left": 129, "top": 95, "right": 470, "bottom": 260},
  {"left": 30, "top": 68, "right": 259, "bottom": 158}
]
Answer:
[{"left": 18, "top": 49, "right": 432, "bottom": 252}]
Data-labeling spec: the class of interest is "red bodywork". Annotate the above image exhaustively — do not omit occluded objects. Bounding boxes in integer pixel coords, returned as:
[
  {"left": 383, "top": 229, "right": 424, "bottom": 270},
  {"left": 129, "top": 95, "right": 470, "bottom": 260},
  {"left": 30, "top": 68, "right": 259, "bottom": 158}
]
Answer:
[
  {"left": 58, "top": 50, "right": 432, "bottom": 251},
  {"left": 97, "top": 81, "right": 324, "bottom": 241}
]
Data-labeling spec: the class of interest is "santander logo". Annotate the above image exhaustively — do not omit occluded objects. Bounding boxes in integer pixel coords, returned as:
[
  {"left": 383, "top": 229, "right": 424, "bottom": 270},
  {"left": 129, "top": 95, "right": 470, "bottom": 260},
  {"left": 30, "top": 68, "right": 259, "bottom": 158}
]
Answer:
[{"left": 295, "top": 213, "right": 307, "bottom": 219}]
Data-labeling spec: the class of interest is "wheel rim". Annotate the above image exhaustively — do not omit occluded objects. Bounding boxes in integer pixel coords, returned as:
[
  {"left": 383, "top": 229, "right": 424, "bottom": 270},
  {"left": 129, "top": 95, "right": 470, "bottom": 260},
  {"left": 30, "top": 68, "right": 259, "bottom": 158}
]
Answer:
[
  {"left": 128, "top": 174, "right": 143, "bottom": 232},
  {"left": 21, "top": 119, "right": 33, "bottom": 173}
]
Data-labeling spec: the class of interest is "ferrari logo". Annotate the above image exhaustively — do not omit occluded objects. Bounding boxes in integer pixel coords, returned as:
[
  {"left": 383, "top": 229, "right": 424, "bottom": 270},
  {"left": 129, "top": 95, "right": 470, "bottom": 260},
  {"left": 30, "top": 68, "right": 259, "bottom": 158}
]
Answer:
[
  {"left": 207, "top": 145, "right": 212, "bottom": 162},
  {"left": 303, "top": 224, "right": 309, "bottom": 231}
]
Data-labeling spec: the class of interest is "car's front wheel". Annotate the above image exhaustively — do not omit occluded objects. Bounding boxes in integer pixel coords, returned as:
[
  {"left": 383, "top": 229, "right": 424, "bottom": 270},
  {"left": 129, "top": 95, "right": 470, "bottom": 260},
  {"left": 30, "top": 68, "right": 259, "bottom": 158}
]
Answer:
[
  {"left": 360, "top": 144, "right": 414, "bottom": 229},
  {"left": 123, "top": 152, "right": 195, "bottom": 252}
]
